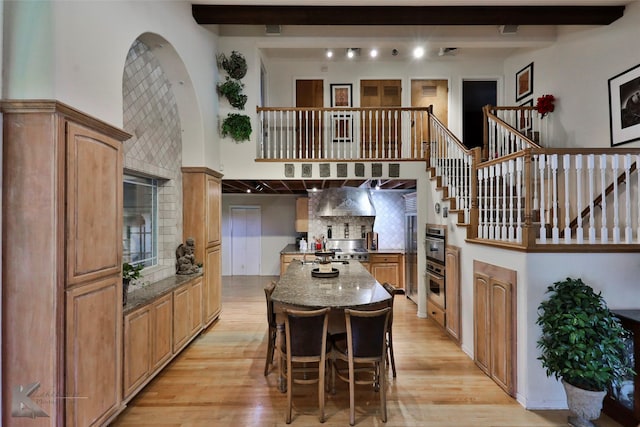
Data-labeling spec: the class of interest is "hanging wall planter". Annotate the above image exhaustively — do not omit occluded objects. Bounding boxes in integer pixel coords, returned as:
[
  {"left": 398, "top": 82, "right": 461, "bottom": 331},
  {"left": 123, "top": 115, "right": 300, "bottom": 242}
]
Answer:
[
  {"left": 217, "top": 77, "right": 248, "bottom": 109},
  {"left": 221, "top": 113, "right": 252, "bottom": 142},
  {"left": 217, "top": 51, "right": 248, "bottom": 80}
]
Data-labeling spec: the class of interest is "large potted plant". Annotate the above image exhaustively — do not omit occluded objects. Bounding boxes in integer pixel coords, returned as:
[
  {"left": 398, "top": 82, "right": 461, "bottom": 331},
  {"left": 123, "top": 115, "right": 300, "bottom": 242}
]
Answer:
[{"left": 536, "top": 277, "right": 634, "bottom": 427}]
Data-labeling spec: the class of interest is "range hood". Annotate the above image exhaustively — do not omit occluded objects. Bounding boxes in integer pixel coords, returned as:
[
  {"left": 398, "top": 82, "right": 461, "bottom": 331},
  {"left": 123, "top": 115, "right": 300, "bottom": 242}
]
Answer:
[{"left": 316, "top": 187, "right": 376, "bottom": 217}]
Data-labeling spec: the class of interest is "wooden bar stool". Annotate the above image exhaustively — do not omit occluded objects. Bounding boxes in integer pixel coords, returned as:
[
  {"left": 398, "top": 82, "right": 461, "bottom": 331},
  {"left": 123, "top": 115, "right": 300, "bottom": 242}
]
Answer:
[
  {"left": 331, "top": 307, "right": 391, "bottom": 426},
  {"left": 263, "top": 281, "right": 277, "bottom": 376},
  {"left": 282, "top": 307, "right": 331, "bottom": 424}
]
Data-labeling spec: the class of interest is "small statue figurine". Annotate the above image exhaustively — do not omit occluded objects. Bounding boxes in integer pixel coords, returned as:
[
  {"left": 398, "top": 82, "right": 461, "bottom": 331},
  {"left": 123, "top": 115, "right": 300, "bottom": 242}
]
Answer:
[{"left": 176, "top": 237, "right": 199, "bottom": 275}]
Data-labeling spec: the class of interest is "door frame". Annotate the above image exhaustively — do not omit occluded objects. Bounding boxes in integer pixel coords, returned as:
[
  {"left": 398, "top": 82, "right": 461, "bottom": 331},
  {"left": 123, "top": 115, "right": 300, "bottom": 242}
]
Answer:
[
  {"left": 229, "top": 205, "right": 262, "bottom": 276},
  {"left": 459, "top": 76, "right": 503, "bottom": 147}
]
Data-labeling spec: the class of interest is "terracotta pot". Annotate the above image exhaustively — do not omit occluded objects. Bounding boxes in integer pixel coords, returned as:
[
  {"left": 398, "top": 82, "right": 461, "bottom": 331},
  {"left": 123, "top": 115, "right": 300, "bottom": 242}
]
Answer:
[{"left": 562, "top": 380, "right": 606, "bottom": 427}]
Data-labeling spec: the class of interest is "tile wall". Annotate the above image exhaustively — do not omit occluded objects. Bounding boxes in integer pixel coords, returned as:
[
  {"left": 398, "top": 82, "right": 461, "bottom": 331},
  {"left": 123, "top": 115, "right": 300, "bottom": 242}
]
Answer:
[
  {"left": 308, "top": 190, "right": 409, "bottom": 250},
  {"left": 122, "top": 39, "right": 183, "bottom": 285}
]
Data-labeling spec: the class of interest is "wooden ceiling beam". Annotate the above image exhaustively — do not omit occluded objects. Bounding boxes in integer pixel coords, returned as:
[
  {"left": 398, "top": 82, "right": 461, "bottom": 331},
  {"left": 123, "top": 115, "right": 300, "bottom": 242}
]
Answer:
[{"left": 193, "top": 5, "right": 624, "bottom": 26}]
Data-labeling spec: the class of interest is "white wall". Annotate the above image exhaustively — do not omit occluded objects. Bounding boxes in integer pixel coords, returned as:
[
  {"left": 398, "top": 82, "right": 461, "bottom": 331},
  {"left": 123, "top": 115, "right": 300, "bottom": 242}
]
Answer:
[
  {"left": 504, "top": 1, "right": 640, "bottom": 149},
  {"left": 3, "top": 0, "right": 221, "bottom": 170},
  {"left": 221, "top": 194, "right": 298, "bottom": 276}
]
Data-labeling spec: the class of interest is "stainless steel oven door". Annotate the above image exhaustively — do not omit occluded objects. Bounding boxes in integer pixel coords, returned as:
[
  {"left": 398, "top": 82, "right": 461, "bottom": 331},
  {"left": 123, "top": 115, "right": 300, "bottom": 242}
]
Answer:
[
  {"left": 425, "top": 236, "right": 445, "bottom": 264},
  {"left": 426, "top": 261, "right": 445, "bottom": 308}
]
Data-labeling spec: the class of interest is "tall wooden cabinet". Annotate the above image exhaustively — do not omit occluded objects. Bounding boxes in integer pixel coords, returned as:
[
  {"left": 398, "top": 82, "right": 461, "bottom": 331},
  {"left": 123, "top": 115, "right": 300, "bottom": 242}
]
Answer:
[
  {"left": 182, "top": 168, "right": 223, "bottom": 327},
  {"left": 473, "top": 261, "right": 517, "bottom": 397},
  {"left": 2, "top": 100, "right": 130, "bottom": 426}
]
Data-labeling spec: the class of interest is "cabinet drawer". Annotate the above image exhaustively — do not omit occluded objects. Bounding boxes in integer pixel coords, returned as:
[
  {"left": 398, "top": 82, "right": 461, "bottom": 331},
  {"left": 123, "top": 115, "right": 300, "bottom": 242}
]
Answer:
[
  {"left": 370, "top": 253, "right": 401, "bottom": 263},
  {"left": 427, "top": 299, "right": 445, "bottom": 329}
]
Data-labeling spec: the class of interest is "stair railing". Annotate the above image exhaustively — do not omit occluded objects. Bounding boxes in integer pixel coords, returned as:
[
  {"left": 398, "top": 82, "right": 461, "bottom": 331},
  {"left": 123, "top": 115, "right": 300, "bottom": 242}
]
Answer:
[
  {"left": 429, "top": 114, "right": 481, "bottom": 228},
  {"left": 475, "top": 148, "right": 640, "bottom": 247},
  {"left": 483, "top": 105, "right": 542, "bottom": 161}
]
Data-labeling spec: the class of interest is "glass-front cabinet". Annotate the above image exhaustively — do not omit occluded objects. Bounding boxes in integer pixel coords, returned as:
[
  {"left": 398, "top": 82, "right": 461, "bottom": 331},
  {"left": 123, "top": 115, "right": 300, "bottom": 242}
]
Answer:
[{"left": 603, "top": 310, "right": 640, "bottom": 427}]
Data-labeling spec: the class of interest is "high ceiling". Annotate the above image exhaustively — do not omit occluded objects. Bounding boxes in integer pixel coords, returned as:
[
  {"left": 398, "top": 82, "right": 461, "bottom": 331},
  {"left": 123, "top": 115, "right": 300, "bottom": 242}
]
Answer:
[{"left": 195, "top": 1, "right": 629, "bottom": 194}]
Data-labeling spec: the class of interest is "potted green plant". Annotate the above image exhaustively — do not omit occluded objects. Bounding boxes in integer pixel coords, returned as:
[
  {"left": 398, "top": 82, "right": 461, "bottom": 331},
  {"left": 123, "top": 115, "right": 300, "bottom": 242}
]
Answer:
[
  {"left": 536, "top": 277, "right": 634, "bottom": 427},
  {"left": 122, "top": 262, "right": 144, "bottom": 306},
  {"left": 217, "top": 77, "right": 247, "bottom": 109},
  {"left": 216, "top": 50, "right": 247, "bottom": 80},
  {"left": 221, "top": 113, "right": 252, "bottom": 142}
]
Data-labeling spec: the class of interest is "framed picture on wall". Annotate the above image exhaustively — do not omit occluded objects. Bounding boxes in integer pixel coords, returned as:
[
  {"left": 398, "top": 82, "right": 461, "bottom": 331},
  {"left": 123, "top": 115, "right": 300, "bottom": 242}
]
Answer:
[
  {"left": 330, "top": 83, "right": 353, "bottom": 107},
  {"left": 518, "top": 98, "right": 533, "bottom": 132},
  {"left": 608, "top": 63, "right": 640, "bottom": 146},
  {"left": 516, "top": 62, "right": 534, "bottom": 102}
]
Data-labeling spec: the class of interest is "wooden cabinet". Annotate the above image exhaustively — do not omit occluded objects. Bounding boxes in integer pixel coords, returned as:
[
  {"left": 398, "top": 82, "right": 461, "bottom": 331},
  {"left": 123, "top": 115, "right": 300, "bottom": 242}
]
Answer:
[
  {"left": 204, "top": 246, "right": 222, "bottom": 324},
  {"left": 151, "top": 294, "right": 174, "bottom": 370},
  {"left": 295, "top": 197, "right": 309, "bottom": 232},
  {"left": 123, "top": 293, "right": 173, "bottom": 400},
  {"left": 1, "top": 101, "right": 130, "bottom": 426},
  {"left": 445, "top": 246, "right": 461, "bottom": 344},
  {"left": 427, "top": 299, "right": 446, "bottom": 328},
  {"left": 173, "top": 278, "right": 203, "bottom": 353},
  {"left": 473, "top": 261, "right": 517, "bottom": 397},
  {"left": 369, "top": 253, "right": 404, "bottom": 290},
  {"left": 123, "top": 305, "right": 152, "bottom": 398},
  {"left": 183, "top": 168, "right": 223, "bottom": 328}
]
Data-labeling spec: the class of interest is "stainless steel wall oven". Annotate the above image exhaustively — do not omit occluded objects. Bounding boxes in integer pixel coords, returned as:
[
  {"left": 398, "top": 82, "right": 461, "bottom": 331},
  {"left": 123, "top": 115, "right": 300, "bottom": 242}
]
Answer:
[{"left": 425, "top": 226, "right": 446, "bottom": 309}]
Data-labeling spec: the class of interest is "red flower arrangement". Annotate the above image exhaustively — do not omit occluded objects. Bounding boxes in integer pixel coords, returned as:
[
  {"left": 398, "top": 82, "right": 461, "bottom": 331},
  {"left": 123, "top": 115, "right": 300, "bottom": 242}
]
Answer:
[{"left": 536, "top": 94, "right": 555, "bottom": 118}]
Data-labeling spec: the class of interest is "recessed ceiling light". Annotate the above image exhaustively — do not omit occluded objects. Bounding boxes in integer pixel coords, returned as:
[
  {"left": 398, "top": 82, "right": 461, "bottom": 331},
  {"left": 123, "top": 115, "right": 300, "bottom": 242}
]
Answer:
[
  {"left": 326, "top": 49, "right": 333, "bottom": 58},
  {"left": 246, "top": 188, "right": 251, "bottom": 193},
  {"left": 370, "top": 49, "right": 378, "bottom": 58},
  {"left": 413, "top": 47, "right": 425, "bottom": 59},
  {"left": 347, "top": 49, "right": 355, "bottom": 59}
]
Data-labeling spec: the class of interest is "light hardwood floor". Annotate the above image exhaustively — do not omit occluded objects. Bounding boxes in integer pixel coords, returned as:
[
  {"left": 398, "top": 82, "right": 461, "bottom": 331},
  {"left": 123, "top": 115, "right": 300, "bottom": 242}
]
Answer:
[{"left": 112, "top": 275, "right": 621, "bottom": 427}]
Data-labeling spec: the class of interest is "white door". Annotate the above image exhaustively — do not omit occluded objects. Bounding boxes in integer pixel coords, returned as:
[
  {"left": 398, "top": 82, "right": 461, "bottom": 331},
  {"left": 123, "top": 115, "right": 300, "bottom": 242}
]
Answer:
[{"left": 230, "top": 206, "right": 262, "bottom": 275}]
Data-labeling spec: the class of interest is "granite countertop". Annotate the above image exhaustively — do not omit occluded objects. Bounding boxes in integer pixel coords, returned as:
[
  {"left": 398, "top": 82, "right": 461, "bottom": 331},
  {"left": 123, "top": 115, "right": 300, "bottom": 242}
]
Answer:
[
  {"left": 272, "top": 260, "right": 391, "bottom": 309},
  {"left": 123, "top": 272, "right": 203, "bottom": 315},
  {"left": 280, "top": 244, "right": 404, "bottom": 255}
]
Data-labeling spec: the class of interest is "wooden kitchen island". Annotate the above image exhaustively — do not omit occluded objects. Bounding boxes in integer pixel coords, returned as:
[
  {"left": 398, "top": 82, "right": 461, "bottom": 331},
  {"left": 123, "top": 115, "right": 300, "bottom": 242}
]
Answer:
[{"left": 271, "top": 260, "right": 391, "bottom": 391}]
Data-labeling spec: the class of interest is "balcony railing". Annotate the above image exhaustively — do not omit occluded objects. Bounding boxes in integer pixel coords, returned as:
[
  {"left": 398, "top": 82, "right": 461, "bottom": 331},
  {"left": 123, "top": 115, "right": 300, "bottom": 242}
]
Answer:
[{"left": 256, "top": 106, "right": 432, "bottom": 160}]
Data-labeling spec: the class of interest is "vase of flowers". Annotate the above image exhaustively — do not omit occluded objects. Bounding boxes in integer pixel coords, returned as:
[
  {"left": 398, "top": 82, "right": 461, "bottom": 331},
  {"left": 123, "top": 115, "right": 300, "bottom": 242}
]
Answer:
[{"left": 536, "top": 94, "right": 555, "bottom": 118}]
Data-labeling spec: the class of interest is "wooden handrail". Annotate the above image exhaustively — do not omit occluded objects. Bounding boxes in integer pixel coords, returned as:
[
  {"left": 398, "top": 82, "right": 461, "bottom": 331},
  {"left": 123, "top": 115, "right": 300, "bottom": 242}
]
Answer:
[
  {"left": 429, "top": 112, "right": 472, "bottom": 154},
  {"left": 484, "top": 106, "right": 542, "bottom": 149}
]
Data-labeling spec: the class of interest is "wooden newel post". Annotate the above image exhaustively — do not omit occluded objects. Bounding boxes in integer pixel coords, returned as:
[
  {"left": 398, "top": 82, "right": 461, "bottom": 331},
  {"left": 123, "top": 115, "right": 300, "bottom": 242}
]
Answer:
[{"left": 482, "top": 105, "right": 492, "bottom": 162}]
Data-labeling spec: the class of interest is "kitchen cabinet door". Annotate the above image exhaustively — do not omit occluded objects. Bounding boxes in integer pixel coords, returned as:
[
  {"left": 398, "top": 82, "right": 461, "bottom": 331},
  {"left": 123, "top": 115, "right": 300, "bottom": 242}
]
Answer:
[
  {"left": 151, "top": 293, "right": 173, "bottom": 370},
  {"left": 204, "top": 246, "right": 222, "bottom": 325},
  {"left": 295, "top": 197, "right": 309, "bottom": 232},
  {"left": 124, "top": 305, "right": 152, "bottom": 398},
  {"left": 445, "top": 246, "right": 461, "bottom": 344},
  {"left": 173, "top": 284, "right": 191, "bottom": 352},
  {"left": 66, "top": 276, "right": 122, "bottom": 426},
  {"left": 473, "top": 261, "right": 516, "bottom": 397},
  {"left": 474, "top": 272, "right": 491, "bottom": 376},
  {"left": 369, "top": 253, "right": 403, "bottom": 289},
  {"left": 190, "top": 278, "right": 204, "bottom": 335}
]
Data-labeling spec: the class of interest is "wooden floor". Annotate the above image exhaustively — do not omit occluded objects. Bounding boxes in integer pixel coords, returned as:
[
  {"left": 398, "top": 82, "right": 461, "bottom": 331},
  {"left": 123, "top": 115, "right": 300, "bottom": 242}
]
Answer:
[{"left": 112, "top": 276, "right": 621, "bottom": 427}]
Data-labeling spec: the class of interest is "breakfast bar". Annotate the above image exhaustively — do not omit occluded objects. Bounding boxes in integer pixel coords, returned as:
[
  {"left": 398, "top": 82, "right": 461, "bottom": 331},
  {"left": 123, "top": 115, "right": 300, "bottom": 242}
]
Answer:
[{"left": 271, "top": 260, "right": 391, "bottom": 391}]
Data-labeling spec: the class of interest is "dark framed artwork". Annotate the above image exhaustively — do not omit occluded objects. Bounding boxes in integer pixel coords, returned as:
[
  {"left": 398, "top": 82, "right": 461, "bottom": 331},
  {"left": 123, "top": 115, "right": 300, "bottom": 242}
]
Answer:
[
  {"left": 516, "top": 62, "right": 534, "bottom": 102},
  {"left": 518, "top": 98, "right": 533, "bottom": 132},
  {"left": 330, "top": 83, "right": 352, "bottom": 107},
  {"left": 608, "top": 63, "right": 640, "bottom": 146}
]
